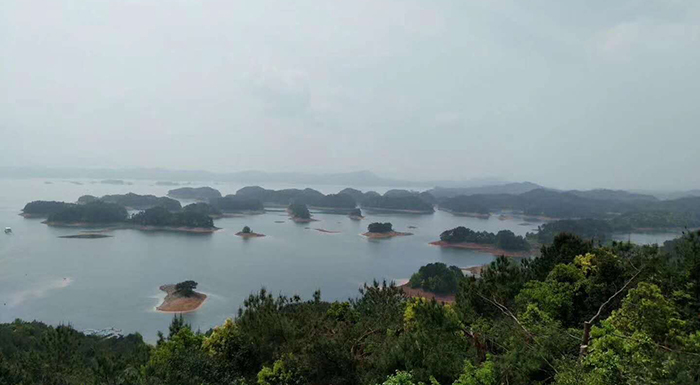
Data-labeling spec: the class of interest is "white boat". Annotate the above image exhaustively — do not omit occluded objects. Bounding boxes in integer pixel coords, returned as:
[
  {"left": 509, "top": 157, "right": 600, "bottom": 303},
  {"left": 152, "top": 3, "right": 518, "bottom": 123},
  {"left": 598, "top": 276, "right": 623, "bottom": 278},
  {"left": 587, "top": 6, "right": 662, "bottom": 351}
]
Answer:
[{"left": 4, "top": 227, "right": 11, "bottom": 234}]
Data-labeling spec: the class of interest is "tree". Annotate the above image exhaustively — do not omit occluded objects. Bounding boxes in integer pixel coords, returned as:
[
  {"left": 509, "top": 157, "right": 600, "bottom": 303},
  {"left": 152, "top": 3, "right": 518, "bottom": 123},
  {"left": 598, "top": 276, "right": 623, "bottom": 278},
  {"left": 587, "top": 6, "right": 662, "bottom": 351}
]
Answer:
[
  {"left": 368, "top": 222, "right": 393, "bottom": 233},
  {"left": 175, "top": 280, "right": 198, "bottom": 296},
  {"left": 242, "top": 226, "right": 252, "bottom": 234}
]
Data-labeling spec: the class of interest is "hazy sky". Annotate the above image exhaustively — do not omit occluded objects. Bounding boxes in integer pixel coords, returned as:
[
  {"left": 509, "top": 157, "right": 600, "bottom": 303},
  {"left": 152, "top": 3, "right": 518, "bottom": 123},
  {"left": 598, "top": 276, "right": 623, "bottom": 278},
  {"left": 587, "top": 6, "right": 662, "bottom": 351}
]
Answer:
[{"left": 2, "top": 0, "right": 699, "bottom": 190}]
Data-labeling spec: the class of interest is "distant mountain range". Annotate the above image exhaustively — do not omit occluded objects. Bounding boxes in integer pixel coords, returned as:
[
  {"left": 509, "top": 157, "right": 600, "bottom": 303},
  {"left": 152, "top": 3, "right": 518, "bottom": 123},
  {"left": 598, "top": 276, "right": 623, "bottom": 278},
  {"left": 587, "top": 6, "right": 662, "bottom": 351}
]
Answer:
[
  {"left": 0, "top": 167, "right": 502, "bottom": 188},
  {"left": 2, "top": 166, "right": 699, "bottom": 200}
]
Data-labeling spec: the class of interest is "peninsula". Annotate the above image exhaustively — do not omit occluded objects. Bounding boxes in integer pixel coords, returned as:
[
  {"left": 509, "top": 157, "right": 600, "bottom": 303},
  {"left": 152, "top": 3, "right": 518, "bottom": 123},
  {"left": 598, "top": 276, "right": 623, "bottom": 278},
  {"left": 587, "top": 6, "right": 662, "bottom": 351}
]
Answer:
[{"left": 156, "top": 281, "right": 207, "bottom": 313}]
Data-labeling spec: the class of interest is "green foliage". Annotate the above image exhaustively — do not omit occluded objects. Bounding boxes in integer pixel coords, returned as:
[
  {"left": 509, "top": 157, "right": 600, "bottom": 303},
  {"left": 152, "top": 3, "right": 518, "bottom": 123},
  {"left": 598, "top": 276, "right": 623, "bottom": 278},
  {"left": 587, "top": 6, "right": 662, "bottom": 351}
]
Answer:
[
  {"left": 130, "top": 206, "right": 215, "bottom": 228},
  {"left": 368, "top": 222, "right": 393, "bottom": 233},
  {"left": 0, "top": 320, "right": 150, "bottom": 384},
  {"left": 439, "top": 227, "right": 529, "bottom": 251},
  {"left": 3, "top": 232, "right": 700, "bottom": 384},
  {"left": 211, "top": 196, "right": 265, "bottom": 212},
  {"left": 21, "top": 200, "right": 72, "bottom": 215},
  {"left": 534, "top": 219, "right": 612, "bottom": 243},
  {"left": 287, "top": 203, "right": 311, "bottom": 219},
  {"left": 168, "top": 186, "right": 222, "bottom": 200},
  {"left": 409, "top": 263, "right": 464, "bottom": 294},
  {"left": 362, "top": 195, "right": 434, "bottom": 213},
  {"left": 175, "top": 280, "right": 198, "bottom": 296},
  {"left": 101, "top": 192, "right": 182, "bottom": 211},
  {"left": 183, "top": 202, "right": 222, "bottom": 216},
  {"left": 47, "top": 201, "right": 128, "bottom": 223},
  {"left": 242, "top": 226, "right": 252, "bottom": 234}
]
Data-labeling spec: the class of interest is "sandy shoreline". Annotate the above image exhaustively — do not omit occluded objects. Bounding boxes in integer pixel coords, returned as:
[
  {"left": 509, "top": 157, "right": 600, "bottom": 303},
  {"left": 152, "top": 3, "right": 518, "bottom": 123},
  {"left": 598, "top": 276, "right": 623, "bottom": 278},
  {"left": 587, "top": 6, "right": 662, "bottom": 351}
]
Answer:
[
  {"left": 362, "top": 231, "right": 413, "bottom": 239},
  {"left": 156, "top": 284, "right": 207, "bottom": 313},
  {"left": 363, "top": 207, "right": 434, "bottom": 215},
  {"left": 429, "top": 240, "right": 530, "bottom": 257}
]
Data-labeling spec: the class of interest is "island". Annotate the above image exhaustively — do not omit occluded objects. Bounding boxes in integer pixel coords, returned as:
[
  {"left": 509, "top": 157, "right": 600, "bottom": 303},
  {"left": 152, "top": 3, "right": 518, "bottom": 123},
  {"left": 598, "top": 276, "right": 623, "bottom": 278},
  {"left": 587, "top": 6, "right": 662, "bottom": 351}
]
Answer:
[
  {"left": 183, "top": 202, "right": 223, "bottom": 218},
  {"left": 348, "top": 208, "right": 364, "bottom": 220},
  {"left": 361, "top": 195, "right": 434, "bottom": 214},
  {"left": 155, "top": 181, "right": 180, "bottom": 186},
  {"left": 235, "top": 186, "right": 356, "bottom": 213},
  {"left": 362, "top": 222, "right": 412, "bottom": 239},
  {"left": 97, "top": 193, "right": 182, "bottom": 211},
  {"left": 236, "top": 226, "right": 265, "bottom": 238},
  {"left": 156, "top": 281, "right": 207, "bottom": 313},
  {"left": 437, "top": 196, "right": 491, "bottom": 218},
  {"left": 209, "top": 196, "right": 265, "bottom": 215},
  {"left": 167, "top": 187, "right": 222, "bottom": 201},
  {"left": 20, "top": 201, "right": 73, "bottom": 218},
  {"left": 129, "top": 206, "right": 217, "bottom": 233},
  {"left": 40, "top": 200, "right": 217, "bottom": 233},
  {"left": 288, "top": 203, "right": 316, "bottom": 223},
  {"left": 400, "top": 262, "right": 462, "bottom": 303},
  {"left": 430, "top": 226, "right": 531, "bottom": 257},
  {"left": 44, "top": 201, "right": 128, "bottom": 226}
]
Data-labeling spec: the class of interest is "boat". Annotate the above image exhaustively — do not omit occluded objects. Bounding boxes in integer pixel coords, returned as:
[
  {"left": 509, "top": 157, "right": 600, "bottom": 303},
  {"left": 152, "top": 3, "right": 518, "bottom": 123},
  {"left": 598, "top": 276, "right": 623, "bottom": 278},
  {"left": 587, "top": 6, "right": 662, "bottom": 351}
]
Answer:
[{"left": 4, "top": 227, "right": 11, "bottom": 234}]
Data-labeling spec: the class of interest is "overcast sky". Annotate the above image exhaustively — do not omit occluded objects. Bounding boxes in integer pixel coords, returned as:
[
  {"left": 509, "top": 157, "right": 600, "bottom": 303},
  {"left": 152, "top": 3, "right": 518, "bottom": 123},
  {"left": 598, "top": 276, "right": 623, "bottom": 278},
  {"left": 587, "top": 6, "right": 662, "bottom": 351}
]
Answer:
[{"left": 1, "top": 0, "right": 699, "bottom": 190}]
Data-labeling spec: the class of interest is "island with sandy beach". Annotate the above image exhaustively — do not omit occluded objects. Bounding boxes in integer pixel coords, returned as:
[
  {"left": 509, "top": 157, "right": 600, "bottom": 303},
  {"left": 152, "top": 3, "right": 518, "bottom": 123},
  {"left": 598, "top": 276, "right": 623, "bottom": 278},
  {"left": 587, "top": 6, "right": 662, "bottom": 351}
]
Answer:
[
  {"left": 156, "top": 281, "right": 207, "bottom": 313},
  {"left": 430, "top": 226, "right": 532, "bottom": 257},
  {"left": 236, "top": 226, "right": 265, "bottom": 238},
  {"left": 362, "top": 222, "right": 412, "bottom": 239}
]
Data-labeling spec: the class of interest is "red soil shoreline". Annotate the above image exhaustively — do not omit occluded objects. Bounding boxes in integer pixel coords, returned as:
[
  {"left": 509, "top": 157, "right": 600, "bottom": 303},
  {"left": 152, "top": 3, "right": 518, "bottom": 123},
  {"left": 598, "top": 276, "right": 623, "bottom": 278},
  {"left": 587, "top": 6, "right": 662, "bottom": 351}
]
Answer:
[
  {"left": 400, "top": 283, "right": 455, "bottom": 303},
  {"left": 236, "top": 232, "right": 266, "bottom": 238},
  {"left": 362, "top": 231, "right": 413, "bottom": 239},
  {"left": 156, "top": 284, "right": 207, "bottom": 313},
  {"left": 429, "top": 240, "right": 531, "bottom": 257}
]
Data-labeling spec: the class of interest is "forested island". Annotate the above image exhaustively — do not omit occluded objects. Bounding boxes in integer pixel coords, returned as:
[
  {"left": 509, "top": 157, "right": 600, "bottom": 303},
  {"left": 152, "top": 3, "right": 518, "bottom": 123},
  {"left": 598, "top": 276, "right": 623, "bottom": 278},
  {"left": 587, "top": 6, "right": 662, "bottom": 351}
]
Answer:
[
  {"left": 436, "top": 188, "right": 700, "bottom": 231},
  {"left": 362, "top": 222, "right": 412, "bottom": 239},
  {"left": 89, "top": 193, "right": 182, "bottom": 211},
  {"left": 287, "top": 203, "right": 314, "bottom": 222},
  {"left": 209, "top": 196, "right": 265, "bottom": 215},
  {"left": 20, "top": 200, "right": 73, "bottom": 217},
  {"left": 29, "top": 197, "right": 216, "bottom": 233},
  {"left": 235, "top": 186, "right": 356, "bottom": 213},
  {"left": 430, "top": 226, "right": 531, "bottom": 256},
  {"left": 4, "top": 231, "right": 700, "bottom": 384},
  {"left": 362, "top": 195, "right": 434, "bottom": 214},
  {"left": 167, "top": 186, "right": 222, "bottom": 201},
  {"left": 156, "top": 280, "right": 207, "bottom": 313}
]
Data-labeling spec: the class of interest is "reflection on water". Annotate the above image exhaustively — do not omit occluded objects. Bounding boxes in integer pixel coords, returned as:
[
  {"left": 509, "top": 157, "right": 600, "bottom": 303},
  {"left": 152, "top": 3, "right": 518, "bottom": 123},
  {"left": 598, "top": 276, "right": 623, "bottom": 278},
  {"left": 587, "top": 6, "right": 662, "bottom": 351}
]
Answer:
[{"left": 0, "top": 178, "right": 684, "bottom": 341}]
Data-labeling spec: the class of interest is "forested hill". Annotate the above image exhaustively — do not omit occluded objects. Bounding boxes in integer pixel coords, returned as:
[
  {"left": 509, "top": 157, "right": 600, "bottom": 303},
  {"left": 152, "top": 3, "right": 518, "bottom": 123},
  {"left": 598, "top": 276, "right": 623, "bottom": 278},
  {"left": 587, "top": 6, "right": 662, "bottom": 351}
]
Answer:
[
  {"left": 439, "top": 188, "right": 700, "bottom": 229},
  {"left": 2, "top": 231, "right": 700, "bottom": 384}
]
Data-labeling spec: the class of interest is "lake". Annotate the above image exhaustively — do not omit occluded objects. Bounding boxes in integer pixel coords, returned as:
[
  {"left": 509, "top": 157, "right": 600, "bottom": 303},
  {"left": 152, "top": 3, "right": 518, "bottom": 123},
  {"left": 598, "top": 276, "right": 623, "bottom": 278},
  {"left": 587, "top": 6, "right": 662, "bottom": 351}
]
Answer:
[{"left": 0, "top": 178, "right": 682, "bottom": 341}]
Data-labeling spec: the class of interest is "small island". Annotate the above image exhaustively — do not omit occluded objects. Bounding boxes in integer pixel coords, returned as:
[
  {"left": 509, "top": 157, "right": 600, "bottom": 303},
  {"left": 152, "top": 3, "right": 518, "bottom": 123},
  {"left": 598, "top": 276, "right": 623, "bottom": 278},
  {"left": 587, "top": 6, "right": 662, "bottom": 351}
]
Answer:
[
  {"left": 430, "top": 226, "right": 531, "bottom": 257},
  {"left": 362, "top": 222, "right": 412, "bottom": 239},
  {"left": 156, "top": 280, "right": 207, "bottom": 313},
  {"left": 21, "top": 201, "right": 73, "bottom": 218},
  {"left": 288, "top": 203, "right": 316, "bottom": 223},
  {"left": 348, "top": 208, "right": 364, "bottom": 220},
  {"left": 236, "top": 226, "right": 265, "bottom": 238}
]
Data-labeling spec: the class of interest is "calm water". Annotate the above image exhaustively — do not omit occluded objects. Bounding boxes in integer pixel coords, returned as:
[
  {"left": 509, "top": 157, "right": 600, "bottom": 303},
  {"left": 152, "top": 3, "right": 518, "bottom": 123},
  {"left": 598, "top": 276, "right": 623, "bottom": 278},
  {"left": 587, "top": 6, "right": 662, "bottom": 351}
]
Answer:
[{"left": 0, "top": 179, "right": 682, "bottom": 341}]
